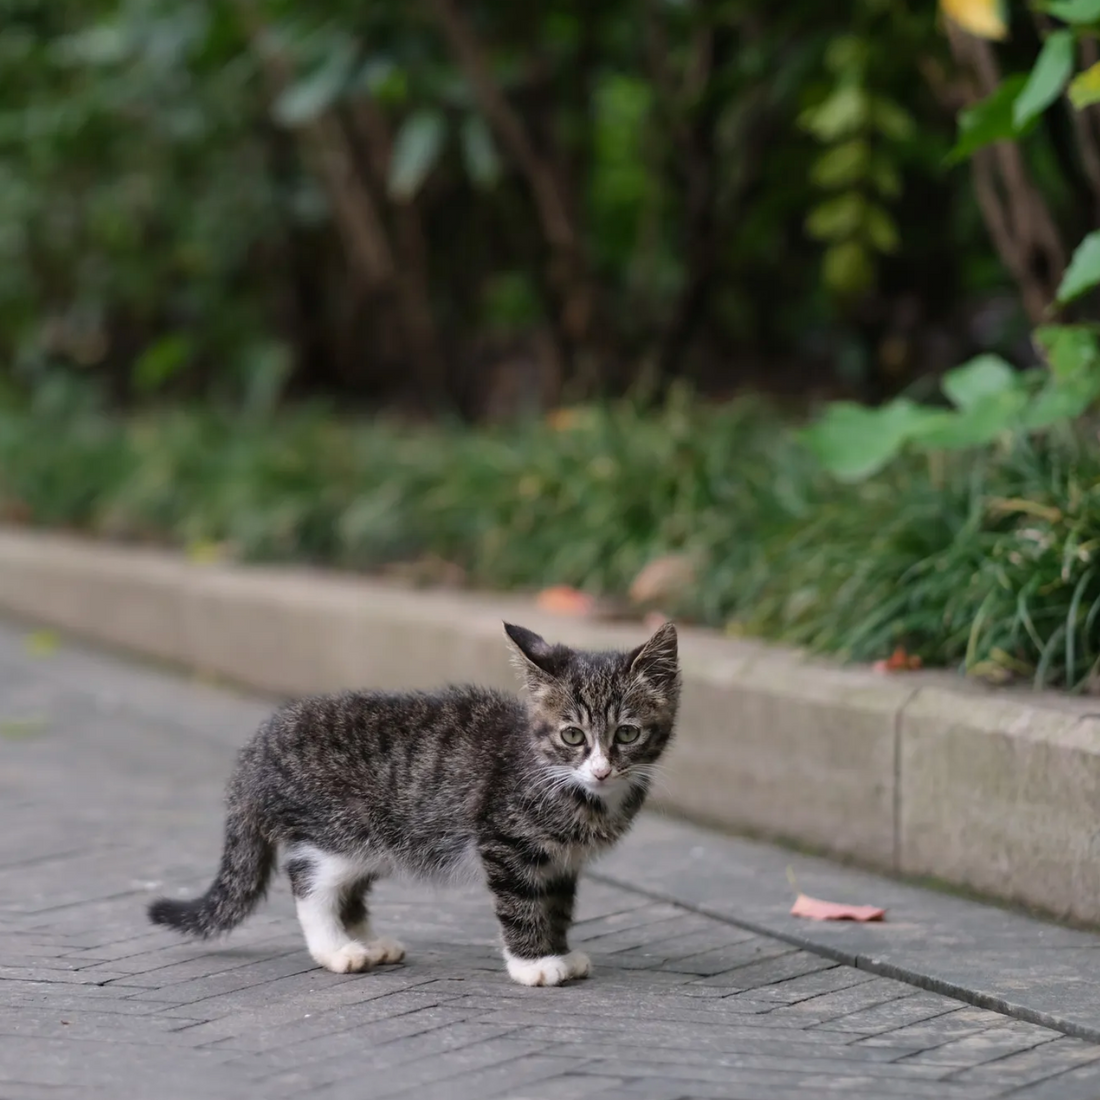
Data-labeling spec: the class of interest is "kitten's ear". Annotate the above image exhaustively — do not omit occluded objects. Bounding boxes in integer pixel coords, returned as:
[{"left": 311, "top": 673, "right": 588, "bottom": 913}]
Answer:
[
  {"left": 627, "top": 621, "right": 679, "bottom": 693},
  {"left": 503, "top": 622, "right": 568, "bottom": 692}
]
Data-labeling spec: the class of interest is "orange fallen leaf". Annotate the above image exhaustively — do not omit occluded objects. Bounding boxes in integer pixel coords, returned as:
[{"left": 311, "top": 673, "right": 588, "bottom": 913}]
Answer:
[
  {"left": 791, "top": 894, "right": 886, "bottom": 922},
  {"left": 873, "top": 646, "right": 922, "bottom": 673},
  {"left": 536, "top": 585, "right": 596, "bottom": 617}
]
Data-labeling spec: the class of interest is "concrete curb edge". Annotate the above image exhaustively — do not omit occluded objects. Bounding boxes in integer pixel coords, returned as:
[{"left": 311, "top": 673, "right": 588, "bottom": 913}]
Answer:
[{"left": 1, "top": 526, "right": 1098, "bottom": 922}]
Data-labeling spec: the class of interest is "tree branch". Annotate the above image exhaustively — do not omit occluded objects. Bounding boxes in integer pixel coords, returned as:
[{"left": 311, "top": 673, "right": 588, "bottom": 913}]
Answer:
[{"left": 427, "top": 0, "right": 575, "bottom": 252}]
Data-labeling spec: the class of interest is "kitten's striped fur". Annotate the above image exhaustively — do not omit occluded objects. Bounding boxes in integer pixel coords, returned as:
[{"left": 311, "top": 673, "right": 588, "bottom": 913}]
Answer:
[{"left": 148, "top": 620, "right": 680, "bottom": 986}]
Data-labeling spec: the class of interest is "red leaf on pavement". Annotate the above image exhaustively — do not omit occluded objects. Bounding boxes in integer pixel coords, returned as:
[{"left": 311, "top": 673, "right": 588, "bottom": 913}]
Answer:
[
  {"left": 535, "top": 585, "right": 596, "bottom": 617},
  {"left": 790, "top": 894, "right": 886, "bottom": 922}
]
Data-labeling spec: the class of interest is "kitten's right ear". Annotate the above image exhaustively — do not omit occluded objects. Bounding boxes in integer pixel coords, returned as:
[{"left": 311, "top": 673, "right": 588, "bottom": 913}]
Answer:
[{"left": 503, "top": 622, "right": 568, "bottom": 693}]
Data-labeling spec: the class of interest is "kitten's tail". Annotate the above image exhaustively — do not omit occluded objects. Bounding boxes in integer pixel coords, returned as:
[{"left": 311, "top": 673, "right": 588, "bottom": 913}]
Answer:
[{"left": 148, "top": 803, "right": 274, "bottom": 939}]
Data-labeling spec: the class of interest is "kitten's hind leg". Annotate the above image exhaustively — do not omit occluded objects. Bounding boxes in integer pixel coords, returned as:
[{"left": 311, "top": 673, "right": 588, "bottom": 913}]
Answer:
[
  {"left": 286, "top": 849, "right": 401, "bottom": 973},
  {"left": 339, "top": 875, "right": 405, "bottom": 967}
]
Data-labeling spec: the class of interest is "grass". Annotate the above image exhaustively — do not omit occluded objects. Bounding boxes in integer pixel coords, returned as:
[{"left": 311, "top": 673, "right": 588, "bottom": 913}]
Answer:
[{"left": 2, "top": 380, "right": 1099, "bottom": 691}]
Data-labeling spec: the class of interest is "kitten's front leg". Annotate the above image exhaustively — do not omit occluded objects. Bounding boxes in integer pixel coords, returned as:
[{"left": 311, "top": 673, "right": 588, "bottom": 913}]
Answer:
[{"left": 481, "top": 847, "right": 588, "bottom": 987}]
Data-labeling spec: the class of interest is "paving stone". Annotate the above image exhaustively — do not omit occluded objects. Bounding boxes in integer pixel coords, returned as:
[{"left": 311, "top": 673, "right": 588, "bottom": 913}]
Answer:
[
  {"left": 947, "top": 1035, "right": 1100, "bottom": 1087},
  {"left": 0, "top": 620, "right": 1097, "bottom": 1100},
  {"left": 900, "top": 1022, "right": 1061, "bottom": 1066},
  {"left": 1005, "top": 1058, "right": 1100, "bottom": 1099},
  {"left": 815, "top": 991, "right": 961, "bottom": 1035}
]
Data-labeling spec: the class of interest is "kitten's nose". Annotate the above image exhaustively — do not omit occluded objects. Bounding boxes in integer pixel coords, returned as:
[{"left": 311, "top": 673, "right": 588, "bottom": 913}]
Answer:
[{"left": 591, "top": 762, "right": 612, "bottom": 781}]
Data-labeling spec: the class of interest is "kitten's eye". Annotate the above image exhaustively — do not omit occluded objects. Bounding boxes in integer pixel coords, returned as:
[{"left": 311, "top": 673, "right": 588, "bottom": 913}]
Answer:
[
  {"left": 560, "top": 727, "right": 586, "bottom": 746},
  {"left": 615, "top": 725, "right": 641, "bottom": 744}
]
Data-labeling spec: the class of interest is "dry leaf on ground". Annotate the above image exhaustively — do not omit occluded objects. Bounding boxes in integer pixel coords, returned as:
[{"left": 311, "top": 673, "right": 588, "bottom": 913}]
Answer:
[
  {"left": 873, "top": 646, "right": 922, "bottom": 673},
  {"left": 0, "top": 714, "right": 48, "bottom": 741},
  {"left": 535, "top": 585, "right": 596, "bottom": 617},
  {"left": 24, "top": 630, "right": 59, "bottom": 658},
  {"left": 790, "top": 894, "right": 886, "bottom": 922},
  {"left": 629, "top": 554, "right": 696, "bottom": 606}
]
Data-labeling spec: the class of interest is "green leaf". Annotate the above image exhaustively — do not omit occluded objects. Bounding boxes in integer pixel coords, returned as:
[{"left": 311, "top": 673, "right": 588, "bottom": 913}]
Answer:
[
  {"left": 356, "top": 58, "right": 408, "bottom": 105},
  {"left": 460, "top": 114, "right": 501, "bottom": 189},
  {"left": 864, "top": 204, "right": 899, "bottom": 253},
  {"left": 806, "top": 193, "right": 865, "bottom": 240},
  {"left": 800, "top": 399, "right": 939, "bottom": 481},
  {"left": 913, "top": 389, "right": 1029, "bottom": 449},
  {"left": 810, "top": 140, "right": 870, "bottom": 188},
  {"left": 798, "top": 86, "right": 868, "bottom": 140},
  {"left": 273, "top": 42, "right": 357, "bottom": 127},
  {"left": 1069, "top": 62, "right": 1100, "bottom": 109},
  {"left": 1041, "top": 0, "right": 1100, "bottom": 24},
  {"left": 823, "top": 241, "right": 874, "bottom": 294},
  {"left": 53, "top": 24, "right": 131, "bottom": 66},
  {"left": 388, "top": 110, "right": 447, "bottom": 200},
  {"left": 133, "top": 334, "right": 192, "bottom": 394},
  {"left": 1056, "top": 230, "right": 1100, "bottom": 303},
  {"left": 941, "top": 354, "right": 1019, "bottom": 409},
  {"left": 1022, "top": 373, "right": 1100, "bottom": 428},
  {"left": 948, "top": 75, "right": 1032, "bottom": 163},
  {"left": 1034, "top": 324, "right": 1100, "bottom": 377},
  {"left": 870, "top": 156, "right": 902, "bottom": 198},
  {"left": 870, "top": 98, "right": 915, "bottom": 141},
  {"left": 1013, "top": 30, "right": 1075, "bottom": 128}
]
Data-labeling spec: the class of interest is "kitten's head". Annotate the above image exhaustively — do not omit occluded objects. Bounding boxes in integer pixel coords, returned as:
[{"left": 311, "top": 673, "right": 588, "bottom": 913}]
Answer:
[{"left": 503, "top": 620, "right": 680, "bottom": 799}]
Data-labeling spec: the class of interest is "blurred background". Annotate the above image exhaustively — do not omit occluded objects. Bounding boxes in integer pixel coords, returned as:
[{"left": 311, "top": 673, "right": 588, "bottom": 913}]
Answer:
[{"left": 2, "top": 0, "right": 1100, "bottom": 690}]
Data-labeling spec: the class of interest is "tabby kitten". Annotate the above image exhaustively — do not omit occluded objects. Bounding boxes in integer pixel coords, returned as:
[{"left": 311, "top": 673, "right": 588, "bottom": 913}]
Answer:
[{"left": 149, "top": 620, "right": 679, "bottom": 987}]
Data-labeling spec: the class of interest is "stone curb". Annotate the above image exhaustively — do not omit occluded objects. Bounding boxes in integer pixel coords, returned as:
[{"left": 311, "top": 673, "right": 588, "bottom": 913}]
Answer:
[{"left": 1, "top": 527, "right": 1099, "bottom": 922}]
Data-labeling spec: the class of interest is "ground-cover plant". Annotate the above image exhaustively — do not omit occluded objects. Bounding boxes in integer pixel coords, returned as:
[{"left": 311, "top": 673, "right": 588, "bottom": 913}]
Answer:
[{"left": 2, "top": 382, "right": 1098, "bottom": 691}]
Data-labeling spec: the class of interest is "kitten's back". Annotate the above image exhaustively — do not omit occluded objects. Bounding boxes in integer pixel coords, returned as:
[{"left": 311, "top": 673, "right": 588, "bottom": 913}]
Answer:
[{"left": 240, "top": 685, "right": 528, "bottom": 861}]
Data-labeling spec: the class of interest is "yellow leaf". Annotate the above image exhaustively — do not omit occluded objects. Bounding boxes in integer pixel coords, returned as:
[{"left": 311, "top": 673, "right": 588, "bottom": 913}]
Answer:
[
  {"left": 1070, "top": 62, "right": 1100, "bottom": 109},
  {"left": 24, "top": 629, "right": 59, "bottom": 658},
  {"left": 0, "top": 714, "right": 47, "bottom": 740},
  {"left": 186, "top": 539, "right": 225, "bottom": 565},
  {"left": 940, "top": 0, "right": 1008, "bottom": 40}
]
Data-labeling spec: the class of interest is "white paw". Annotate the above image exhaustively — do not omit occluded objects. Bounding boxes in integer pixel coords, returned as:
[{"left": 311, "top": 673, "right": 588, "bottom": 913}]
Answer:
[
  {"left": 313, "top": 942, "right": 374, "bottom": 974},
  {"left": 505, "top": 950, "right": 591, "bottom": 987},
  {"left": 312, "top": 936, "right": 406, "bottom": 973},
  {"left": 363, "top": 936, "right": 405, "bottom": 965}
]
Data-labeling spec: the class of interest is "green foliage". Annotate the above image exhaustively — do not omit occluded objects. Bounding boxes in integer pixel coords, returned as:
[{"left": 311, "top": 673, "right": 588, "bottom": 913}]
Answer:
[
  {"left": 809, "top": 6, "right": 1100, "bottom": 482},
  {"left": 0, "top": 0, "right": 977, "bottom": 407},
  {"left": 799, "top": 13, "right": 918, "bottom": 298},
  {"left": 949, "top": 76, "right": 1035, "bottom": 162},
  {"left": 388, "top": 110, "right": 447, "bottom": 200},
  {"left": 1056, "top": 231, "right": 1100, "bottom": 303},
  {"left": 805, "top": 337, "right": 1100, "bottom": 479},
  {"left": 4, "top": 388, "right": 1100, "bottom": 690},
  {"left": 1013, "top": 30, "right": 1074, "bottom": 129}
]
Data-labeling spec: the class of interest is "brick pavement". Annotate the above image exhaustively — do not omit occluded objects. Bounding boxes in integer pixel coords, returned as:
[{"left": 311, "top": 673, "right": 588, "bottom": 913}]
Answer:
[{"left": 1, "top": 623, "right": 1099, "bottom": 1099}]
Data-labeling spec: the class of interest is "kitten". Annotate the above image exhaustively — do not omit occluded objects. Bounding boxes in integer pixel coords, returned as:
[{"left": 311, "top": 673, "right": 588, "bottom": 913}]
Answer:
[{"left": 148, "top": 620, "right": 679, "bottom": 987}]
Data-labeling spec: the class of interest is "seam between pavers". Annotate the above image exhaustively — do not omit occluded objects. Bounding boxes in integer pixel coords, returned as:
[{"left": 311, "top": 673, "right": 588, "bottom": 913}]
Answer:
[
  {"left": 587, "top": 871, "right": 1100, "bottom": 1046},
  {"left": 935, "top": 1036, "right": 1064, "bottom": 1080}
]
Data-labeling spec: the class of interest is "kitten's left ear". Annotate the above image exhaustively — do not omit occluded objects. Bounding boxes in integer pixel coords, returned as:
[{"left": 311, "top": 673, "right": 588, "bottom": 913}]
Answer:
[
  {"left": 504, "top": 622, "right": 570, "bottom": 692},
  {"left": 627, "top": 621, "right": 679, "bottom": 691}
]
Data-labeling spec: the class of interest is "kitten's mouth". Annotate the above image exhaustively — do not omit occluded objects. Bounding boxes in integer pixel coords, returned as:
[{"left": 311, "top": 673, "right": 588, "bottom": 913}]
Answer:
[{"left": 580, "top": 773, "right": 623, "bottom": 794}]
